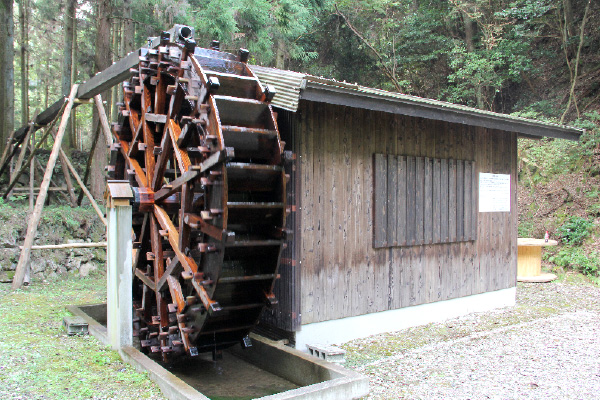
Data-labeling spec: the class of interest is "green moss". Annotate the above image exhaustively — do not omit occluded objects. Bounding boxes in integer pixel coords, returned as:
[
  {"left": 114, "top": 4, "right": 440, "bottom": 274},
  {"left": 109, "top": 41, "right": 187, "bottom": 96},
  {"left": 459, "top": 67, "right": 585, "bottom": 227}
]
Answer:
[{"left": 0, "top": 276, "right": 163, "bottom": 399}]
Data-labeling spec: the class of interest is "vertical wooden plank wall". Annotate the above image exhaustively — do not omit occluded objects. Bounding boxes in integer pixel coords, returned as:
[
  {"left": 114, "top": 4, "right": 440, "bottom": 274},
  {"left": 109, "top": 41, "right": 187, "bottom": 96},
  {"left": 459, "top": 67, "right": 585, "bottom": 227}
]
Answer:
[
  {"left": 297, "top": 101, "right": 517, "bottom": 325},
  {"left": 259, "top": 109, "right": 302, "bottom": 333}
]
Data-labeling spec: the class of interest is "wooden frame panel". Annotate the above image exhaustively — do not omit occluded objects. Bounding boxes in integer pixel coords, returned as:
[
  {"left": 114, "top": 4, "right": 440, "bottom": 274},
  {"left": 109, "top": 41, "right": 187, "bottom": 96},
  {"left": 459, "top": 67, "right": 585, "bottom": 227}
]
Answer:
[{"left": 373, "top": 154, "right": 477, "bottom": 248}]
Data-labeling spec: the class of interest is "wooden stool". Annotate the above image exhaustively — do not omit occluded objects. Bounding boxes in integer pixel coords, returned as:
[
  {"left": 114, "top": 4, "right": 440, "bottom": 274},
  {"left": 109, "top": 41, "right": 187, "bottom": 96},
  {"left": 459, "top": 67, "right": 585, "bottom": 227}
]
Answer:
[{"left": 517, "top": 238, "right": 558, "bottom": 282}]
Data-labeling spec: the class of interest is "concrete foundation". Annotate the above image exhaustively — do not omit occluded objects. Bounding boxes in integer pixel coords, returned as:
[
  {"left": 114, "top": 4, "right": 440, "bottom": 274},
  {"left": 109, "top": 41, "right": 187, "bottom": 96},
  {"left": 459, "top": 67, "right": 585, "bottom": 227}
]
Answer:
[
  {"left": 68, "top": 304, "right": 369, "bottom": 400},
  {"left": 296, "top": 287, "right": 516, "bottom": 351}
]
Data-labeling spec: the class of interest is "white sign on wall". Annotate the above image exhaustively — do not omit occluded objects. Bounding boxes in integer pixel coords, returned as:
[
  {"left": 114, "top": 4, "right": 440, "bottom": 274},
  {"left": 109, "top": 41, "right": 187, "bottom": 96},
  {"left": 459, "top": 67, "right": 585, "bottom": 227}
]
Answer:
[{"left": 479, "top": 173, "right": 511, "bottom": 212}]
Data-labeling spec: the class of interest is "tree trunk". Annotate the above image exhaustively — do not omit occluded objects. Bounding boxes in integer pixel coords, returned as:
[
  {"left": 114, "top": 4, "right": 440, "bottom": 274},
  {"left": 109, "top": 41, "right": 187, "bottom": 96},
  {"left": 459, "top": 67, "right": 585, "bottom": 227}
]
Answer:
[
  {"left": 121, "top": 0, "right": 135, "bottom": 54},
  {"left": 462, "top": 10, "right": 484, "bottom": 109},
  {"left": 61, "top": 0, "right": 76, "bottom": 151},
  {"left": 0, "top": 0, "right": 15, "bottom": 156},
  {"left": 70, "top": 12, "right": 78, "bottom": 149},
  {"left": 117, "top": 0, "right": 135, "bottom": 123},
  {"left": 275, "top": 39, "right": 286, "bottom": 70},
  {"left": 111, "top": 20, "right": 120, "bottom": 123},
  {"left": 563, "top": 0, "right": 574, "bottom": 38},
  {"left": 19, "top": 0, "right": 29, "bottom": 126},
  {"left": 90, "top": 0, "right": 112, "bottom": 199}
]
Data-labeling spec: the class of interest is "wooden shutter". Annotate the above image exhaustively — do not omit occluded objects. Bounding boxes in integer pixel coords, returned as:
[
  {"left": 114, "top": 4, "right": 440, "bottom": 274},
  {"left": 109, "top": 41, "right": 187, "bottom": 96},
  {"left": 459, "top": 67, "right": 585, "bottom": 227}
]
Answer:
[{"left": 373, "top": 154, "right": 477, "bottom": 248}]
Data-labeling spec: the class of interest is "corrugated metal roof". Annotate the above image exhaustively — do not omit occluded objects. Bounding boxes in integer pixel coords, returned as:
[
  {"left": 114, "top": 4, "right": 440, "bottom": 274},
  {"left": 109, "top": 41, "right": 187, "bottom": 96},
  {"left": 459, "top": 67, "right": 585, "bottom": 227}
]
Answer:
[
  {"left": 249, "top": 65, "right": 305, "bottom": 112},
  {"left": 250, "top": 65, "right": 583, "bottom": 140}
]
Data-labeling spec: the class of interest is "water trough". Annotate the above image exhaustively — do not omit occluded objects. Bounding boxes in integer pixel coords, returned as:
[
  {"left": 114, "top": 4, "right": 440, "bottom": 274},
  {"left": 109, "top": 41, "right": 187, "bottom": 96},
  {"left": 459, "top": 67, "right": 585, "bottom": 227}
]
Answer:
[{"left": 67, "top": 303, "right": 369, "bottom": 400}]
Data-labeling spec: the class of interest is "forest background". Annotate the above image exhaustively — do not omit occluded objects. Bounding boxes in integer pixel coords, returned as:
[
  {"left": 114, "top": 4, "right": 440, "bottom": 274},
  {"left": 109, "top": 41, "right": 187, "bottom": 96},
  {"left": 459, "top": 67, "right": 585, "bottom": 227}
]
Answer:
[{"left": 0, "top": 0, "right": 599, "bottom": 279}]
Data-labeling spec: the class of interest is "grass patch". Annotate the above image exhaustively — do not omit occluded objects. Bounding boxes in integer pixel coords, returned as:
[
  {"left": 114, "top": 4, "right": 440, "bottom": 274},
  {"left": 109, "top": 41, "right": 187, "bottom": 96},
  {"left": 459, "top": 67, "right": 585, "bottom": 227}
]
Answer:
[{"left": 0, "top": 276, "right": 164, "bottom": 399}]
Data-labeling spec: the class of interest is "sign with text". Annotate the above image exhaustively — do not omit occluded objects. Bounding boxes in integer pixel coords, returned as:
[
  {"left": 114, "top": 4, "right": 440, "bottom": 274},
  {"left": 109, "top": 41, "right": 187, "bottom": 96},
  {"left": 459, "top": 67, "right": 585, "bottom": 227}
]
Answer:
[{"left": 479, "top": 173, "right": 510, "bottom": 212}]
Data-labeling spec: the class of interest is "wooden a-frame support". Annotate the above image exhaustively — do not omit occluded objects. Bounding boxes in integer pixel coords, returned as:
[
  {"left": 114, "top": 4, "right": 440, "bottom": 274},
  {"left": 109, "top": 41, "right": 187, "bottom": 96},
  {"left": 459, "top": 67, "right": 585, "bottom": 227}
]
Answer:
[{"left": 11, "top": 85, "right": 112, "bottom": 289}]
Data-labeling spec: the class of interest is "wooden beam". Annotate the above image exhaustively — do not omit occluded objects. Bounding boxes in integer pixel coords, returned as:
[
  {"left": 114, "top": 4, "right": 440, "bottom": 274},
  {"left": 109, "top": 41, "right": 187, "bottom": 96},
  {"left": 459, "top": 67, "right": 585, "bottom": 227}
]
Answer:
[
  {"left": 12, "top": 85, "right": 79, "bottom": 290},
  {"left": 155, "top": 256, "right": 181, "bottom": 292},
  {"left": 167, "top": 119, "right": 191, "bottom": 173},
  {"left": 184, "top": 213, "right": 223, "bottom": 241},
  {"left": 154, "top": 170, "right": 198, "bottom": 202},
  {"left": 149, "top": 214, "right": 165, "bottom": 290},
  {"left": 7, "top": 50, "right": 139, "bottom": 152},
  {"left": 153, "top": 205, "right": 197, "bottom": 275},
  {"left": 57, "top": 145, "right": 107, "bottom": 226},
  {"left": 11, "top": 125, "right": 33, "bottom": 183},
  {"left": 135, "top": 268, "right": 156, "bottom": 291},
  {"left": 167, "top": 275, "right": 186, "bottom": 313},
  {"left": 152, "top": 122, "right": 173, "bottom": 191},
  {"left": 29, "top": 125, "right": 34, "bottom": 211},
  {"left": 0, "top": 123, "right": 18, "bottom": 170},
  {"left": 77, "top": 124, "right": 101, "bottom": 205},
  {"left": 190, "top": 147, "right": 234, "bottom": 173},
  {"left": 131, "top": 214, "right": 149, "bottom": 272},
  {"left": 144, "top": 113, "right": 167, "bottom": 124},
  {"left": 35, "top": 98, "right": 66, "bottom": 127},
  {"left": 12, "top": 186, "right": 68, "bottom": 192},
  {"left": 21, "top": 242, "right": 107, "bottom": 250},
  {"left": 58, "top": 150, "right": 78, "bottom": 206},
  {"left": 94, "top": 94, "right": 114, "bottom": 147},
  {"left": 77, "top": 50, "right": 140, "bottom": 100},
  {"left": 3, "top": 102, "right": 67, "bottom": 197}
]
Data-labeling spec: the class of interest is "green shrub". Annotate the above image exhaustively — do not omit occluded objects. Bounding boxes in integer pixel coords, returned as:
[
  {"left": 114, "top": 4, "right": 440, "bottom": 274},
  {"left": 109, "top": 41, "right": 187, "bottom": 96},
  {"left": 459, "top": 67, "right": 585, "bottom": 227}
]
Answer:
[
  {"left": 517, "top": 221, "right": 535, "bottom": 238},
  {"left": 549, "top": 247, "right": 599, "bottom": 277},
  {"left": 557, "top": 216, "right": 593, "bottom": 245}
]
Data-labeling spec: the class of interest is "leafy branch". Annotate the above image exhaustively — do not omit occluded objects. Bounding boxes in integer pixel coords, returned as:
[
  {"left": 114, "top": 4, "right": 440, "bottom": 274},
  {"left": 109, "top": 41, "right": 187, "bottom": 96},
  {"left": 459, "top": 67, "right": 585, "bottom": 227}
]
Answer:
[{"left": 333, "top": 4, "right": 403, "bottom": 93}]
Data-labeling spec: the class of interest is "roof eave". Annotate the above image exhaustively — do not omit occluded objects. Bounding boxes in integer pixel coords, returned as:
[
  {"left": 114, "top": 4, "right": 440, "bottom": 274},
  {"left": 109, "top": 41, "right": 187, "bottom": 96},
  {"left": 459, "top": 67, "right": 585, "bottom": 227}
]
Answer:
[{"left": 300, "top": 82, "right": 583, "bottom": 141}]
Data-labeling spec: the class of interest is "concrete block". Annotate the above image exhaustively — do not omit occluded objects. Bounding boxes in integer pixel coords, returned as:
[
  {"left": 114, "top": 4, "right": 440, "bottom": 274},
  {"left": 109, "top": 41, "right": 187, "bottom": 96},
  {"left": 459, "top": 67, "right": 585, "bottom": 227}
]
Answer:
[
  {"left": 63, "top": 316, "right": 89, "bottom": 335},
  {"left": 306, "top": 344, "right": 346, "bottom": 364}
]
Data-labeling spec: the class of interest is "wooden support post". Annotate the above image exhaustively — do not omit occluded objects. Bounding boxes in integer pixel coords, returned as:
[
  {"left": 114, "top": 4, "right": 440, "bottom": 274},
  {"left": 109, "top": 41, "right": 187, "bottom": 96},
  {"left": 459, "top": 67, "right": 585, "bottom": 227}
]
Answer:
[
  {"left": 0, "top": 126, "right": 18, "bottom": 169},
  {"left": 51, "top": 131, "right": 107, "bottom": 226},
  {"left": 29, "top": 123, "right": 35, "bottom": 211},
  {"left": 11, "top": 85, "right": 79, "bottom": 290},
  {"left": 21, "top": 241, "right": 107, "bottom": 250},
  {"left": 105, "top": 180, "right": 134, "bottom": 350},
  {"left": 77, "top": 124, "right": 101, "bottom": 205},
  {"left": 59, "top": 151, "right": 78, "bottom": 206},
  {"left": 94, "top": 95, "right": 114, "bottom": 147},
  {"left": 11, "top": 123, "right": 33, "bottom": 186},
  {"left": 59, "top": 147, "right": 107, "bottom": 225},
  {"left": 3, "top": 102, "right": 67, "bottom": 198}
]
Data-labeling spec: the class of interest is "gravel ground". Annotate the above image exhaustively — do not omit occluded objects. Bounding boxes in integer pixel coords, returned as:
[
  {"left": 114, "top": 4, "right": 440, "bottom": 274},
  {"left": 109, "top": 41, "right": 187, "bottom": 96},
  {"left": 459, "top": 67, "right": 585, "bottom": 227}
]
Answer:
[{"left": 343, "top": 276, "right": 600, "bottom": 399}]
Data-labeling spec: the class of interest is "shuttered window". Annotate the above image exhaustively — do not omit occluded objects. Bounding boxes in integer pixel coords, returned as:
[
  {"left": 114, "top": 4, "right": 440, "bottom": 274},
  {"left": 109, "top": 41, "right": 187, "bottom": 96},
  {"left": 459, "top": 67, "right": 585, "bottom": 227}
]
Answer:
[{"left": 373, "top": 154, "right": 477, "bottom": 248}]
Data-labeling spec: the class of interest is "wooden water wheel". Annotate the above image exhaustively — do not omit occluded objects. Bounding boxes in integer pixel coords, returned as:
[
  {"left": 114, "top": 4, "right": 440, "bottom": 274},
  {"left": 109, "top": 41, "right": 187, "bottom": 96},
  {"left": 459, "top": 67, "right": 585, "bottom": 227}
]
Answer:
[{"left": 108, "top": 26, "right": 288, "bottom": 361}]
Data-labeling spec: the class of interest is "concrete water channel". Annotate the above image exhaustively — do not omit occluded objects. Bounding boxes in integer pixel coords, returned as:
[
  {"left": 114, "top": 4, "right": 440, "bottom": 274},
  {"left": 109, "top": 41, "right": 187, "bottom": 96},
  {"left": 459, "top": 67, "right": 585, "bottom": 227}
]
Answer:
[{"left": 68, "top": 304, "right": 369, "bottom": 400}]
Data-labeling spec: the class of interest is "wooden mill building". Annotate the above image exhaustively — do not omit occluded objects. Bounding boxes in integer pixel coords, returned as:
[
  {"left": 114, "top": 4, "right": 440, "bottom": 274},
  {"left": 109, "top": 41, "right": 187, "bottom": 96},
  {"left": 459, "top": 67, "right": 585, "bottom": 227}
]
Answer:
[{"left": 249, "top": 65, "right": 582, "bottom": 349}]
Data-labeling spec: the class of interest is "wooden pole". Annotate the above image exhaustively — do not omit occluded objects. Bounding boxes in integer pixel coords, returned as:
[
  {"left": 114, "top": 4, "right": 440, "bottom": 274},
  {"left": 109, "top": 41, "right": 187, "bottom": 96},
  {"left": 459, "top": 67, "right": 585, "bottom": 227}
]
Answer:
[
  {"left": 94, "top": 94, "right": 114, "bottom": 147},
  {"left": 57, "top": 144, "right": 107, "bottom": 226},
  {"left": 0, "top": 127, "right": 17, "bottom": 169},
  {"left": 58, "top": 150, "right": 78, "bottom": 206},
  {"left": 20, "top": 241, "right": 106, "bottom": 250},
  {"left": 13, "top": 186, "right": 67, "bottom": 192},
  {"left": 77, "top": 124, "right": 101, "bottom": 205},
  {"left": 3, "top": 101, "right": 67, "bottom": 198},
  {"left": 11, "top": 85, "right": 79, "bottom": 290},
  {"left": 29, "top": 121, "right": 34, "bottom": 211},
  {"left": 10, "top": 125, "right": 32, "bottom": 184}
]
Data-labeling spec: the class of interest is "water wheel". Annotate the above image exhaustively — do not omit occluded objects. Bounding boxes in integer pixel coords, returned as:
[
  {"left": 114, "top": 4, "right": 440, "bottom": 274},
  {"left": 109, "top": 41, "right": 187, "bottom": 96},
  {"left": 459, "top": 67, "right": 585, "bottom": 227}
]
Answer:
[{"left": 108, "top": 26, "right": 288, "bottom": 361}]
